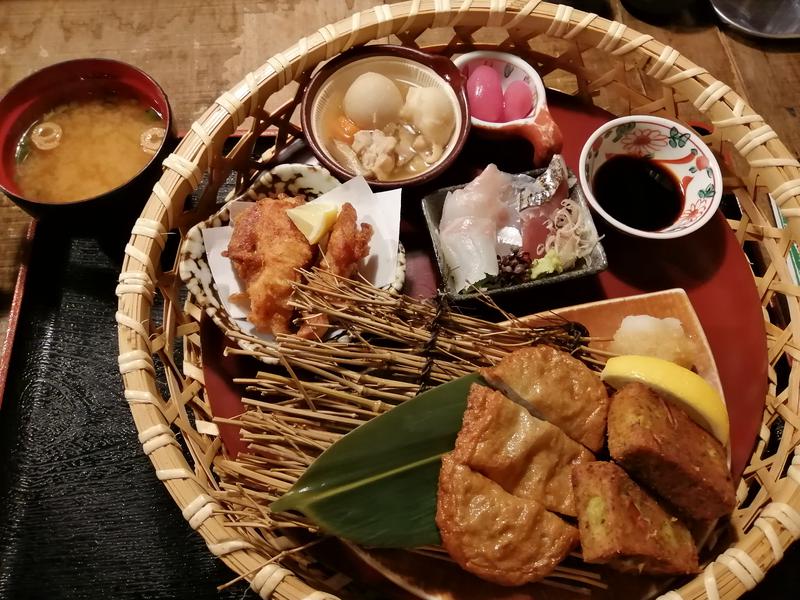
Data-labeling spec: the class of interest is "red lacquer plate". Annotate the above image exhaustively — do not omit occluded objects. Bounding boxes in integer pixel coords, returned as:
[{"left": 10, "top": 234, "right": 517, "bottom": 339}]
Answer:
[{"left": 198, "top": 92, "right": 767, "bottom": 598}]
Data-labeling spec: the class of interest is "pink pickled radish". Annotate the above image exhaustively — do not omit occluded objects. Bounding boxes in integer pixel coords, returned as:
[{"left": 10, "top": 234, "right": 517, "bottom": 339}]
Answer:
[
  {"left": 466, "top": 65, "right": 504, "bottom": 122},
  {"left": 503, "top": 80, "right": 534, "bottom": 121}
]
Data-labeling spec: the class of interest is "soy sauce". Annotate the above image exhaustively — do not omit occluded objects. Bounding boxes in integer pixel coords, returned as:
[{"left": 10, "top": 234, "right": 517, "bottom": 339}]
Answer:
[{"left": 592, "top": 155, "right": 683, "bottom": 231}]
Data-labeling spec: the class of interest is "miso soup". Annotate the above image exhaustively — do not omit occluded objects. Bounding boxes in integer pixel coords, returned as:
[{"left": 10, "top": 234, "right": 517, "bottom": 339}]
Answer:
[{"left": 14, "top": 97, "right": 166, "bottom": 203}]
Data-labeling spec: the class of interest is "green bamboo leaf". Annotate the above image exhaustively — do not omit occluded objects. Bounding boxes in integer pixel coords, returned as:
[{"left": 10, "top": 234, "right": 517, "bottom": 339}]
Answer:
[{"left": 270, "top": 373, "right": 482, "bottom": 548}]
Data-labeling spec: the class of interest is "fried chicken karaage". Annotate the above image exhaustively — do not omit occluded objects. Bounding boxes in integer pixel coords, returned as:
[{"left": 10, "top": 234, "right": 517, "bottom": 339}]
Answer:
[
  {"left": 225, "top": 197, "right": 373, "bottom": 337},
  {"left": 321, "top": 202, "right": 373, "bottom": 278},
  {"left": 297, "top": 202, "right": 373, "bottom": 339},
  {"left": 224, "top": 195, "right": 313, "bottom": 335}
]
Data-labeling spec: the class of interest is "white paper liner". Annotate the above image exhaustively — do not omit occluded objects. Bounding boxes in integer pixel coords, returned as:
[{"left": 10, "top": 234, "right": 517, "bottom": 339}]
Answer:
[{"left": 200, "top": 176, "right": 401, "bottom": 339}]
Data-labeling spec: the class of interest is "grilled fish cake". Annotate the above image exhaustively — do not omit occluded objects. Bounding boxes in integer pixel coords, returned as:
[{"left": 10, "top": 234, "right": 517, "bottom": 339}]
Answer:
[
  {"left": 607, "top": 382, "right": 735, "bottom": 521},
  {"left": 453, "top": 383, "right": 593, "bottom": 516},
  {"left": 482, "top": 345, "right": 609, "bottom": 452},
  {"left": 572, "top": 461, "right": 699, "bottom": 575},
  {"left": 437, "top": 454, "right": 578, "bottom": 586}
]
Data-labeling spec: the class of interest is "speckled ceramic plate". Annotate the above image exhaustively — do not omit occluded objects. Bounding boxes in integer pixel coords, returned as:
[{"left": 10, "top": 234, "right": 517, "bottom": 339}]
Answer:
[{"left": 179, "top": 163, "right": 406, "bottom": 362}]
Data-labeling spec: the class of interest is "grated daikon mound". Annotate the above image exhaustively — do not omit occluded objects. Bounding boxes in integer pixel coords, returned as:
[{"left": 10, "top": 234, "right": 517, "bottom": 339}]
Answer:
[{"left": 609, "top": 315, "right": 697, "bottom": 369}]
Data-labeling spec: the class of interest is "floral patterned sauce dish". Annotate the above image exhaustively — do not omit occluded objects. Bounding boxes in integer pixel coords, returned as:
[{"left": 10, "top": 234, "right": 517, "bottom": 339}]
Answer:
[
  {"left": 453, "top": 51, "right": 562, "bottom": 167},
  {"left": 579, "top": 115, "right": 722, "bottom": 240}
]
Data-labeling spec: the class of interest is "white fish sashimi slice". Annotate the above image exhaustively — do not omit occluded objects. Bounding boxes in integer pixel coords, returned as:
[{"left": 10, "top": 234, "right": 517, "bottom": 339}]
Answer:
[
  {"left": 496, "top": 225, "right": 523, "bottom": 256},
  {"left": 440, "top": 164, "right": 513, "bottom": 227},
  {"left": 439, "top": 216, "right": 499, "bottom": 293}
]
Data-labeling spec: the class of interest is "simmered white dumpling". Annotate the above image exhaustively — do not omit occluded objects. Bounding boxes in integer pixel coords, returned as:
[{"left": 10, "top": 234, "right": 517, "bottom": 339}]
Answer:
[
  {"left": 399, "top": 86, "right": 455, "bottom": 147},
  {"left": 343, "top": 73, "right": 403, "bottom": 130}
]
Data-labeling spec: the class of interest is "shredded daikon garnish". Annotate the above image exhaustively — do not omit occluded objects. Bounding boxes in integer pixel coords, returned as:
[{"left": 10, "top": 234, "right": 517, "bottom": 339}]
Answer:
[{"left": 537, "top": 197, "right": 599, "bottom": 270}]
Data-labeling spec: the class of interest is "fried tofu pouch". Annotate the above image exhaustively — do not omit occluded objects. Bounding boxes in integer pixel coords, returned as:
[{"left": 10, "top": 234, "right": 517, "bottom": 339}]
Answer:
[
  {"left": 572, "top": 461, "right": 699, "bottom": 575},
  {"left": 453, "top": 384, "right": 593, "bottom": 516},
  {"left": 482, "top": 346, "right": 609, "bottom": 452},
  {"left": 607, "top": 382, "right": 735, "bottom": 522},
  {"left": 436, "top": 454, "right": 578, "bottom": 586}
]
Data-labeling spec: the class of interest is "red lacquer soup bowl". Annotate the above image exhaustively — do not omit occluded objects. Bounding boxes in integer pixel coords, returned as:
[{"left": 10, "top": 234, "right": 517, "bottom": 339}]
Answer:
[{"left": 0, "top": 58, "right": 176, "bottom": 226}]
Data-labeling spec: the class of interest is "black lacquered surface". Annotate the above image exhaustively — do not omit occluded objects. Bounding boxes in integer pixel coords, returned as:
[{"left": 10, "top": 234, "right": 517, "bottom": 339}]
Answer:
[{"left": 0, "top": 221, "right": 247, "bottom": 600}]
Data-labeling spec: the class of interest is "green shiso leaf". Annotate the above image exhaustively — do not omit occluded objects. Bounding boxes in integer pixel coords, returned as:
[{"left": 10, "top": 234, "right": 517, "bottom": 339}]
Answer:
[{"left": 270, "top": 373, "right": 482, "bottom": 548}]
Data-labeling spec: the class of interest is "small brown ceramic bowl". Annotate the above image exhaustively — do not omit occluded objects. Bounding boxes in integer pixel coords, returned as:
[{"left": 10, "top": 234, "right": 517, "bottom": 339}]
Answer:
[
  {"left": 453, "top": 50, "right": 562, "bottom": 167},
  {"left": 0, "top": 58, "right": 176, "bottom": 225},
  {"left": 301, "top": 45, "right": 470, "bottom": 188}
]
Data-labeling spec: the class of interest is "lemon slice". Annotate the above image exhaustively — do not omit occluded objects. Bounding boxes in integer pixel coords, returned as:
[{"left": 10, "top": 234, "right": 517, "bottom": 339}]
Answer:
[
  {"left": 601, "top": 355, "right": 729, "bottom": 446},
  {"left": 286, "top": 202, "right": 339, "bottom": 244}
]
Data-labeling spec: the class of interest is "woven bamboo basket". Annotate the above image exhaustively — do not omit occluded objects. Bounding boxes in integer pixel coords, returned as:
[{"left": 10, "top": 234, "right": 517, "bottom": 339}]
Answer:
[{"left": 116, "top": 1, "right": 800, "bottom": 599}]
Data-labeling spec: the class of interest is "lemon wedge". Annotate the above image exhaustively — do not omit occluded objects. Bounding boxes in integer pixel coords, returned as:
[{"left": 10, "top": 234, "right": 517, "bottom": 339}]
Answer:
[
  {"left": 601, "top": 355, "right": 729, "bottom": 446},
  {"left": 286, "top": 202, "right": 339, "bottom": 244}
]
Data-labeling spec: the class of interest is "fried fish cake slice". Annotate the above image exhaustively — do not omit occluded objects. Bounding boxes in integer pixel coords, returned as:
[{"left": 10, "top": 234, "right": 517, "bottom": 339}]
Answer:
[
  {"left": 482, "top": 346, "right": 609, "bottom": 452},
  {"left": 572, "top": 461, "right": 699, "bottom": 575},
  {"left": 436, "top": 454, "right": 578, "bottom": 586},
  {"left": 453, "top": 384, "right": 593, "bottom": 516},
  {"left": 608, "top": 382, "right": 735, "bottom": 522}
]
